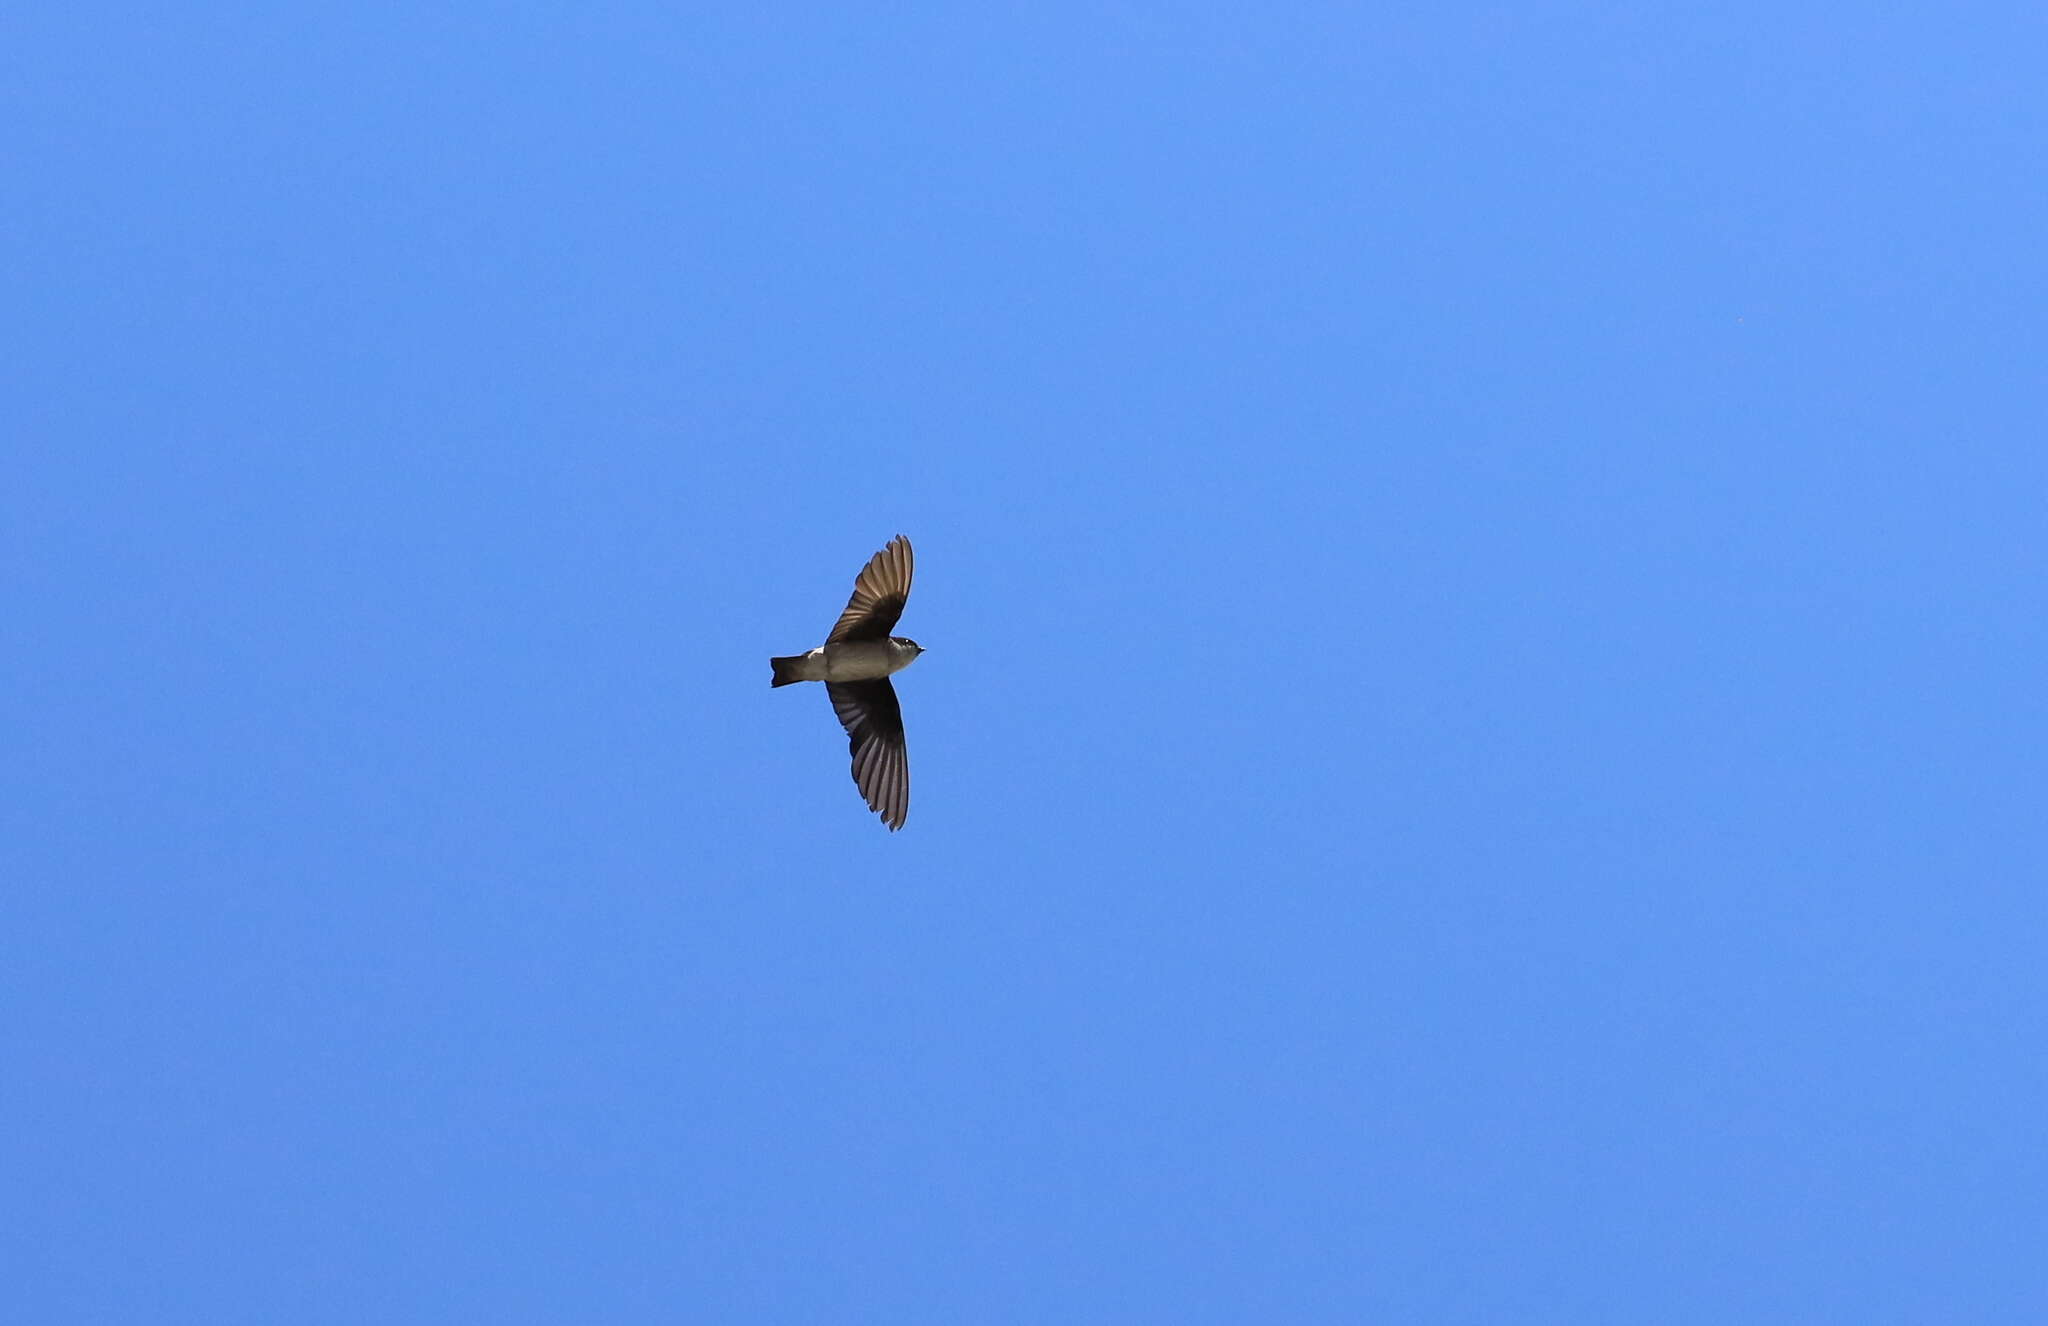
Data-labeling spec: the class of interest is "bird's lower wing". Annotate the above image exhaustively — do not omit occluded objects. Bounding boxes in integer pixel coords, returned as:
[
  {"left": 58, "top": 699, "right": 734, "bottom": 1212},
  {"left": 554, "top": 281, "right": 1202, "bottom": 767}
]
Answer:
[{"left": 826, "top": 680, "right": 909, "bottom": 830}]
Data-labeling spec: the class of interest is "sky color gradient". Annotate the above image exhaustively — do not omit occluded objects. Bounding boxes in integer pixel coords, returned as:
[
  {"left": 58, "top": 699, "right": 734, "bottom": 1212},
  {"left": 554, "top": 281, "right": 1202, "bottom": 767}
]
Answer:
[{"left": 9, "top": 5, "right": 2047, "bottom": 1322}]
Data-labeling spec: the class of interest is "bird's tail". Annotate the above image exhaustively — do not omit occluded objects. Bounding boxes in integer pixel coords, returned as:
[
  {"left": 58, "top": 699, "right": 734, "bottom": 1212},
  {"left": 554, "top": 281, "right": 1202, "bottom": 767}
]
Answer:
[{"left": 769, "top": 655, "right": 806, "bottom": 687}]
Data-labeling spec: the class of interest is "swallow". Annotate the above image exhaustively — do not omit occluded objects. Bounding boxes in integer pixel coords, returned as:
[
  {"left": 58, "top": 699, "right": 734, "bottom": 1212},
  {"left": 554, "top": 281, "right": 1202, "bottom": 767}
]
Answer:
[{"left": 770, "top": 535, "right": 922, "bottom": 830}]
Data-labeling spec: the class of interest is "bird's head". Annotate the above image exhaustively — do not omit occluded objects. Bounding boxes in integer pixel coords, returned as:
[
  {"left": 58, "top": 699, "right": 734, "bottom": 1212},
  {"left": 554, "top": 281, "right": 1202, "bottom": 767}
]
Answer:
[{"left": 892, "top": 637, "right": 924, "bottom": 660}]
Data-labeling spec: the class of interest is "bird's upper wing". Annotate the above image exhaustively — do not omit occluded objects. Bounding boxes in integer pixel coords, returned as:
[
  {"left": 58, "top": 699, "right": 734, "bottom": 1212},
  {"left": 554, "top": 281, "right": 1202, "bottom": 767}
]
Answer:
[
  {"left": 826, "top": 535, "right": 913, "bottom": 642},
  {"left": 827, "top": 679, "right": 908, "bottom": 831}
]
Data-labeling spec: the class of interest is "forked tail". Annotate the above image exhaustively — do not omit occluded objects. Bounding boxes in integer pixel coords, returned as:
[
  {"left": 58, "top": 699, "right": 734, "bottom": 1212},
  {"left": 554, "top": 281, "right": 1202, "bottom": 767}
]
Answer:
[{"left": 769, "top": 655, "right": 805, "bottom": 687}]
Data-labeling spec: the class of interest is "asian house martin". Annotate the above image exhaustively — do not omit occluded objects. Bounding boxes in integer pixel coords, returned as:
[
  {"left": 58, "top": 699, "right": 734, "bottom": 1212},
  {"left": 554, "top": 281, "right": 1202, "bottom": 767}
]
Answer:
[{"left": 770, "top": 535, "right": 922, "bottom": 831}]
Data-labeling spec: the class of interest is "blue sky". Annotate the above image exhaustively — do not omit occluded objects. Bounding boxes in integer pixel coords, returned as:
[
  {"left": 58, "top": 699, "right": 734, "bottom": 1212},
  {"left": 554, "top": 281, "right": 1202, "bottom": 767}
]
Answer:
[{"left": 7, "top": 5, "right": 2046, "bottom": 1322}]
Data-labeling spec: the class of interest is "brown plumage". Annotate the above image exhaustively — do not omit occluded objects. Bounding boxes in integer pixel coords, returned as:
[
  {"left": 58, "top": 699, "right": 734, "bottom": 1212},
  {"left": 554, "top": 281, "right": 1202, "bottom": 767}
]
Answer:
[{"left": 769, "top": 536, "right": 921, "bottom": 830}]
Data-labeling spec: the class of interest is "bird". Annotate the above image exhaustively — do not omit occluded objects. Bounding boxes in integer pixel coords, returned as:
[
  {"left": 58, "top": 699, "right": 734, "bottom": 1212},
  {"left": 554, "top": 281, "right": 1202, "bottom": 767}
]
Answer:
[{"left": 770, "top": 535, "right": 922, "bottom": 830}]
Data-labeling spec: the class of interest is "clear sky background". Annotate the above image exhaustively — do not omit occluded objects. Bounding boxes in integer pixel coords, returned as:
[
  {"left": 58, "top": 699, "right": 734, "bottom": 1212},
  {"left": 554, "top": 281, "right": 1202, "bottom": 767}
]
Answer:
[{"left": 7, "top": 5, "right": 2045, "bottom": 1322}]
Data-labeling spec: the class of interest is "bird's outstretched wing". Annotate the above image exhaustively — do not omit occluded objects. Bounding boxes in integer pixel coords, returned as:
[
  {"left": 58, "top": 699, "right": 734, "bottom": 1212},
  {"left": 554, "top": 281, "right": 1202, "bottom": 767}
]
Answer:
[
  {"left": 827, "top": 679, "right": 908, "bottom": 830},
  {"left": 827, "top": 535, "right": 913, "bottom": 643}
]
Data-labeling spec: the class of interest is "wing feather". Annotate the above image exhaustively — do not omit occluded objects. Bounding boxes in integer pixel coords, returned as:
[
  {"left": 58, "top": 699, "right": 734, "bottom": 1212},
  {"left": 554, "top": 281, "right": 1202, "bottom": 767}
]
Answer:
[
  {"left": 826, "top": 679, "right": 909, "bottom": 830},
  {"left": 827, "top": 535, "right": 914, "bottom": 643}
]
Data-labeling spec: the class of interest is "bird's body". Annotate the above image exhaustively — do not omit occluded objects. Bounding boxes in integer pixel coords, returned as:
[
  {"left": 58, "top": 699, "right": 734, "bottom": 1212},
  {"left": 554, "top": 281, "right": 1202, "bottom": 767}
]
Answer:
[
  {"left": 770, "top": 637, "right": 922, "bottom": 686},
  {"left": 770, "top": 536, "right": 921, "bottom": 830}
]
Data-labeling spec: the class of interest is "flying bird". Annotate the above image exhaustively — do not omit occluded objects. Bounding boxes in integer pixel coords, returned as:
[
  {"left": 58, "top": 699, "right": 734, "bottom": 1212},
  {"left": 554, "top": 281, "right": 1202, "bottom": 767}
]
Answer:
[{"left": 770, "top": 535, "right": 922, "bottom": 830}]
